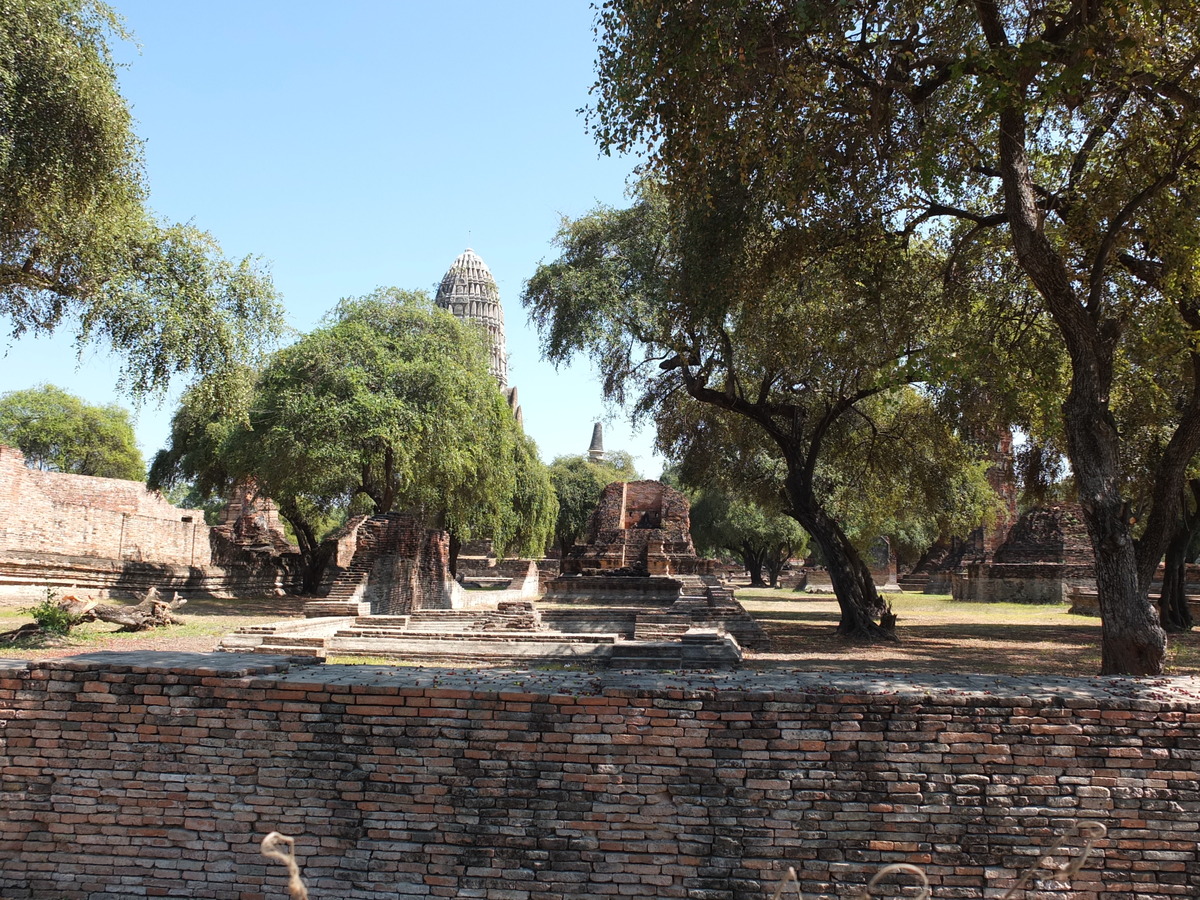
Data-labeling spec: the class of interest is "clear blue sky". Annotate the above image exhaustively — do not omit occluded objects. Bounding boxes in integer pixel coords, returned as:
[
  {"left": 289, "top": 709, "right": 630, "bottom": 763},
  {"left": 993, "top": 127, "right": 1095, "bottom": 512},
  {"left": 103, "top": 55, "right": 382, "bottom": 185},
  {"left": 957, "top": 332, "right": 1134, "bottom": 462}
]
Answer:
[{"left": 0, "top": 1, "right": 664, "bottom": 476}]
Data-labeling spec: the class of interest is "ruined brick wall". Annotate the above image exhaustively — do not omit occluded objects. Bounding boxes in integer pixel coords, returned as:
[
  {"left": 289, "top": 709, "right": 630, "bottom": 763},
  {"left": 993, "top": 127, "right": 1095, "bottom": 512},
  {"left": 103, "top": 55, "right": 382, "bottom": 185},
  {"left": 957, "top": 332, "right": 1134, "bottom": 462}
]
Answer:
[
  {"left": 2, "top": 657, "right": 1197, "bottom": 900},
  {"left": 353, "top": 515, "right": 455, "bottom": 614},
  {"left": 0, "top": 445, "right": 208, "bottom": 565},
  {"left": 953, "top": 506, "right": 1096, "bottom": 604},
  {"left": 952, "top": 563, "right": 1097, "bottom": 604},
  {"left": 993, "top": 505, "right": 1092, "bottom": 566},
  {"left": 567, "top": 480, "right": 708, "bottom": 575}
]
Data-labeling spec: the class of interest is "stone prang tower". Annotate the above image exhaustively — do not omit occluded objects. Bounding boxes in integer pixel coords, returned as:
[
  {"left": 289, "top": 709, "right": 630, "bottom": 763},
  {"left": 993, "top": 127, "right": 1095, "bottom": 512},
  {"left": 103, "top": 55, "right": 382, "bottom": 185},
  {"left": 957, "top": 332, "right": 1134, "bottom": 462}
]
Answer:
[{"left": 435, "top": 248, "right": 508, "bottom": 389}]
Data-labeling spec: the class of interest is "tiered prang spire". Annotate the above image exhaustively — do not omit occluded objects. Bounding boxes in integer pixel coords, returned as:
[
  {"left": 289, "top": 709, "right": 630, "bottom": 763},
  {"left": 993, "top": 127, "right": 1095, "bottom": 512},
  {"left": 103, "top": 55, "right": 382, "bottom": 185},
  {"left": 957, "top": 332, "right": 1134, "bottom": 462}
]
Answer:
[{"left": 434, "top": 248, "right": 508, "bottom": 388}]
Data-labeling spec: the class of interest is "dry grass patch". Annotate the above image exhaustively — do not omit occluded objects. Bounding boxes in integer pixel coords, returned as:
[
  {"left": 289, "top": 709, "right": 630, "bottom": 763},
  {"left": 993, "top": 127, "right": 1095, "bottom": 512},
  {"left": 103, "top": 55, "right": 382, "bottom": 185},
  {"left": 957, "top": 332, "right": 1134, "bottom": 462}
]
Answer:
[
  {"left": 0, "top": 594, "right": 307, "bottom": 661},
  {"left": 740, "top": 588, "right": 1200, "bottom": 676}
]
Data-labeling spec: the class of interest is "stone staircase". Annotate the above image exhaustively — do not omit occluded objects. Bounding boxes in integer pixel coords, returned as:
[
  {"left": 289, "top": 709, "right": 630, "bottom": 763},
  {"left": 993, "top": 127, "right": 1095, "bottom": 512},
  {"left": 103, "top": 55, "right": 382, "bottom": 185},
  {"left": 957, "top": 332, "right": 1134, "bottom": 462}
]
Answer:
[
  {"left": 672, "top": 576, "right": 771, "bottom": 650},
  {"left": 609, "top": 629, "right": 742, "bottom": 669},
  {"left": 304, "top": 514, "right": 410, "bottom": 617},
  {"left": 897, "top": 572, "right": 930, "bottom": 591},
  {"left": 633, "top": 614, "right": 692, "bottom": 641},
  {"left": 334, "top": 602, "right": 544, "bottom": 639}
]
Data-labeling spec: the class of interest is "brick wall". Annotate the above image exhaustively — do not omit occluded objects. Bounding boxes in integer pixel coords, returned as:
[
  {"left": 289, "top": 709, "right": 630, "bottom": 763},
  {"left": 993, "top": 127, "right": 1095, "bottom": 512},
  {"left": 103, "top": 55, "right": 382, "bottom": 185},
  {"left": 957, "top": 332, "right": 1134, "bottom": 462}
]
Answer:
[
  {"left": 0, "top": 445, "right": 208, "bottom": 566},
  {"left": 993, "top": 505, "right": 1092, "bottom": 566},
  {"left": 566, "top": 481, "right": 709, "bottom": 576},
  {"left": 2, "top": 656, "right": 1198, "bottom": 900}
]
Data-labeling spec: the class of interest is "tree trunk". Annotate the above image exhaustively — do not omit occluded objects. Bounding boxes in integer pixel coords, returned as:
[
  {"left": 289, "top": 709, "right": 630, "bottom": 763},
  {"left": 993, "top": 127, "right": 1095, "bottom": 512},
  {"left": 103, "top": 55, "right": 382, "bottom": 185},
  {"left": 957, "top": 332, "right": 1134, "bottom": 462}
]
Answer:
[
  {"left": 1064, "top": 390, "right": 1166, "bottom": 674},
  {"left": 277, "top": 500, "right": 325, "bottom": 595},
  {"left": 789, "top": 498, "right": 895, "bottom": 640},
  {"left": 1159, "top": 483, "right": 1200, "bottom": 634},
  {"left": 1160, "top": 526, "right": 1194, "bottom": 633},
  {"left": 302, "top": 542, "right": 336, "bottom": 596},
  {"left": 448, "top": 531, "right": 461, "bottom": 577},
  {"left": 741, "top": 543, "right": 767, "bottom": 587},
  {"left": 765, "top": 544, "right": 789, "bottom": 589},
  {"left": 91, "top": 590, "right": 186, "bottom": 631}
]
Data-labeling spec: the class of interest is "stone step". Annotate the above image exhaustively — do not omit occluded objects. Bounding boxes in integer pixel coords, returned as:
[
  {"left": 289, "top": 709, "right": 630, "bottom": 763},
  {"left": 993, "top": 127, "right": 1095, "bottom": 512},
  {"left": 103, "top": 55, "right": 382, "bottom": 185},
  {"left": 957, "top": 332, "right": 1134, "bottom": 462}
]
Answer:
[
  {"left": 259, "top": 636, "right": 327, "bottom": 648},
  {"left": 305, "top": 600, "right": 370, "bottom": 618},
  {"left": 334, "top": 628, "right": 616, "bottom": 644},
  {"left": 608, "top": 657, "right": 683, "bottom": 669},
  {"left": 324, "top": 636, "right": 614, "bottom": 665},
  {"left": 610, "top": 642, "right": 684, "bottom": 659},
  {"left": 634, "top": 625, "right": 691, "bottom": 640},
  {"left": 255, "top": 644, "right": 326, "bottom": 658},
  {"left": 356, "top": 615, "right": 410, "bottom": 627}
]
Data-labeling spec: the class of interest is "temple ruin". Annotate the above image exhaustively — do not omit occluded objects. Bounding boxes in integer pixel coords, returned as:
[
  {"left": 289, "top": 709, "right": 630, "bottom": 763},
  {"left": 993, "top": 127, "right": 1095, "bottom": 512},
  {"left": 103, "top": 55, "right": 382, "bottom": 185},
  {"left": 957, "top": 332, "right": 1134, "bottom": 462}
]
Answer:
[
  {"left": 222, "top": 478, "right": 762, "bottom": 667},
  {"left": 560, "top": 480, "right": 714, "bottom": 577},
  {"left": 953, "top": 504, "right": 1095, "bottom": 604},
  {"left": 0, "top": 446, "right": 299, "bottom": 600}
]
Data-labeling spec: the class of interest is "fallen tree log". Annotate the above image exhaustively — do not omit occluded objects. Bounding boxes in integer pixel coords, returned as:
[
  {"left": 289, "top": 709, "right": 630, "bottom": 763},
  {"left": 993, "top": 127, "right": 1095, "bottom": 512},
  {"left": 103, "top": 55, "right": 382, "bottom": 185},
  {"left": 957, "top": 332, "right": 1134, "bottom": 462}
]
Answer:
[
  {"left": 90, "top": 589, "right": 187, "bottom": 632},
  {"left": 0, "top": 622, "right": 43, "bottom": 643}
]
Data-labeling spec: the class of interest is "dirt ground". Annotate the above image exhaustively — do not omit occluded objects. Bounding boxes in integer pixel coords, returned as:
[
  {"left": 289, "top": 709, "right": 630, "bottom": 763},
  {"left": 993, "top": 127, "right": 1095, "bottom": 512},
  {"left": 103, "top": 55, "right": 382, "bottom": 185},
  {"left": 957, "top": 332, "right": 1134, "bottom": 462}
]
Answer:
[
  {"left": 2, "top": 589, "right": 1198, "bottom": 676},
  {"left": 737, "top": 589, "right": 1200, "bottom": 675}
]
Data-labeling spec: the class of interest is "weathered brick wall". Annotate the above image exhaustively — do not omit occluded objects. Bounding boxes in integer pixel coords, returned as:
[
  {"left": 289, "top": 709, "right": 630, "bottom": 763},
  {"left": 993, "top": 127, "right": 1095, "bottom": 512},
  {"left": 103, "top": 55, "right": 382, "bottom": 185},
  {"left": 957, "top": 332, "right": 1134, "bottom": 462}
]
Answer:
[
  {"left": 2, "top": 657, "right": 1197, "bottom": 900},
  {"left": 0, "top": 445, "right": 208, "bottom": 565},
  {"left": 952, "top": 563, "right": 1097, "bottom": 604},
  {"left": 993, "top": 505, "right": 1092, "bottom": 566},
  {"left": 0, "top": 554, "right": 301, "bottom": 602}
]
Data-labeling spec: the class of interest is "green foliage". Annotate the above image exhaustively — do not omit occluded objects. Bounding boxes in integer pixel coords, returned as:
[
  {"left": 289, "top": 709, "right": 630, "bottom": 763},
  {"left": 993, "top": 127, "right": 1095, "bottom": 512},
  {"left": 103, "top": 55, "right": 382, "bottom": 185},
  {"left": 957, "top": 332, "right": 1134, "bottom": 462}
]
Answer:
[
  {"left": 0, "top": 383, "right": 144, "bottom": 479},
  {"left": 490, "top": 430, "right": 558, "bottom": 560},
  {"left": 547, "top": 453, "right": 638, "bottom": 556},
  {"left": 688, "top": 485, "right": 808, "bottom": 587},
  {"left": 150, "top": 288, "right": 556, "bottom": 569},
  {"left": 817, "top": 391, "right": 1001, "bottom": 561},
  {"left": 25, "top": 590, "right": 80, "bottom": 635},
  {"left": 0, "top": 0, "right": 285, "bottom": 396}
]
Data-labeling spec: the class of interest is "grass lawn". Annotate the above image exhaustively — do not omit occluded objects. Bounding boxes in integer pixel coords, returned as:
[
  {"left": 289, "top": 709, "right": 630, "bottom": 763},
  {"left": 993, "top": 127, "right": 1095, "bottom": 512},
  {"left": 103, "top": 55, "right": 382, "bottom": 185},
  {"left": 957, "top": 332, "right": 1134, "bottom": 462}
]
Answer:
[
  {"left": 3, "top": 588, "right": 1198, "bottom": 676},
  {"left": 738, "top": 587, "right": 1200, "bottom": 676},
  {"left": 0, "top": 595, "right": 307, "bottom": 661}
]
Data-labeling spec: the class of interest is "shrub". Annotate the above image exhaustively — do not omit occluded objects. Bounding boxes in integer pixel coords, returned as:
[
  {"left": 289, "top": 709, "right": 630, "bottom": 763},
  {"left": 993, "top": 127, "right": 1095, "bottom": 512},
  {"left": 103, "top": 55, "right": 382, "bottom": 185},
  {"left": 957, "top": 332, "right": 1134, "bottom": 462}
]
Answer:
[{"left": 25, "top": 591, "right": 83, "bottom": 636}]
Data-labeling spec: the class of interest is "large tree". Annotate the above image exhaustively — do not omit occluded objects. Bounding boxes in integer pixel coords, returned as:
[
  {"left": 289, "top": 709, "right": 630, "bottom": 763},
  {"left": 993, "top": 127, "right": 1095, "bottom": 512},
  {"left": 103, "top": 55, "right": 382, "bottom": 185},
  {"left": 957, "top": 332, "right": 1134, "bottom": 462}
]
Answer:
[
  {"left": 0, "top": 383, "right": 143, "bottom": 479},
  {"left": 665, "top": 389, "right": 997, "bottom": 585},
  {"left": 1, "top": 0, "right": 283, "bottom": 395},
  {"left": 588, "top": 0, "right": 1200, "bottom": 674},
  {"left": 524, "top": 184, "right": 990, "bottom": 639},
  {"left": 151, "top": 289, "right": 555, "bottom": 589}
]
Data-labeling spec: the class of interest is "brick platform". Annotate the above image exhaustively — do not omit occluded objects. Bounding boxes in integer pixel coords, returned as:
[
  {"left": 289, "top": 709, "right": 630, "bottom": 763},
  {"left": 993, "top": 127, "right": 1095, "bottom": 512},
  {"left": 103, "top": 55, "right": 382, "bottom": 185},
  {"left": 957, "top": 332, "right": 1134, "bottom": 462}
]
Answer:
[{"left": 1, "top": 654, "right": 1198, "bottom": 899}]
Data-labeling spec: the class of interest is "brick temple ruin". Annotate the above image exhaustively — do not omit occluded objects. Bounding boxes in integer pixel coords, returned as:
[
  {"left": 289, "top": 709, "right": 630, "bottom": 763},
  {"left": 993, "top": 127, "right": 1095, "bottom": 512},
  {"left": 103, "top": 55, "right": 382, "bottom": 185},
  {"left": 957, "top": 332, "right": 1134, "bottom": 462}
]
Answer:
[
  {"left": 953, "top": 504, "right": 1095, "bottom": 604},
  {"left": 0, "top": 446, "right": 300, "bottom": 600},
  {"left": 224, "top": 479, "right": 765, "bottom": 668},
  {"left": 560, "top": 480, "right": 714, "bottom": 577}
]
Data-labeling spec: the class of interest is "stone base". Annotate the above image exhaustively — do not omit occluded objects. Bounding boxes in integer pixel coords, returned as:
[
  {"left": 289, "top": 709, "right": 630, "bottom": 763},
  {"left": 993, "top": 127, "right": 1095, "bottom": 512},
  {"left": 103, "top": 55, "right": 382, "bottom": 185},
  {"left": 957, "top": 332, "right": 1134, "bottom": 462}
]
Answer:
[
  {"left": 952, "top": 563, "right": 1094, "bottom": 604},
  {"left": 0, "top": 551, "right": 300, "bottom": 603},
  {"left": 541, "top": 575, "right": 682, "bottom": 605}
]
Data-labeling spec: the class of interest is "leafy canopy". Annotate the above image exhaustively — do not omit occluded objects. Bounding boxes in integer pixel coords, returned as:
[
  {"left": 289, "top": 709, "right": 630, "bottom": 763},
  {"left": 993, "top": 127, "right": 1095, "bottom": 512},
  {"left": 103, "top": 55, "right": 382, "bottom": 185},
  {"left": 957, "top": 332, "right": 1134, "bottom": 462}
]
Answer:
[
  {"left": 0, "top": 0, "right": 284, "bottom": 396},
  {"left": 0, "top": 383, "right": 144, "bottom": 479},
  {"left": 151, "top": 289, "right": 556, "bottom": 561}
]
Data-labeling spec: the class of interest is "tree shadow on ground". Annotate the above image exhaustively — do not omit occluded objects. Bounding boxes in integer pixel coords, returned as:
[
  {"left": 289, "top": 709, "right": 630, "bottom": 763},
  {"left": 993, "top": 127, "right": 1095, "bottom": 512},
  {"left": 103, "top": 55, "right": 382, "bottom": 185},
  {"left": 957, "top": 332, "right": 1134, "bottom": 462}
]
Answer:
[{"left": 746, "top": 617, "right": 1200, "bottom": 676}]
